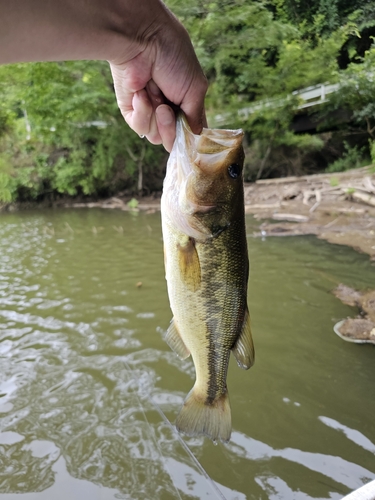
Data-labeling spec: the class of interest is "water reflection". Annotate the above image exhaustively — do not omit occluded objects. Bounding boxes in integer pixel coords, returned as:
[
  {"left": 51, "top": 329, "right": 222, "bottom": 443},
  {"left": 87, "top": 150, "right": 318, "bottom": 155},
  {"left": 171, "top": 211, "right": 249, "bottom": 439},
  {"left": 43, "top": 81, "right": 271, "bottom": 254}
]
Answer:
[
  {"left": 319, "top": 417, "right": 375, "bottom": 454},
  {"left": 228, "top": 431, "right": 375, "bottom": 491},
  {"left": 0, "top": 343, "right": 240, "bottom": 498},
  {"left": 0, "top": 210, "right": 374, "bottom": 499},
  {"left": 254, "top": 476, "right": 342, "bottom": 500}
]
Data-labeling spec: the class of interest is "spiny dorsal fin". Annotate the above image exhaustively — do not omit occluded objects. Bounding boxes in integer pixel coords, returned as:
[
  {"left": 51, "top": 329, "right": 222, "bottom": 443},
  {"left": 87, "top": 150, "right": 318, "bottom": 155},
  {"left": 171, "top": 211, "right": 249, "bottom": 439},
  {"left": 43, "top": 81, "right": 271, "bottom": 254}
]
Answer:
[
  {"left": 164, "top": 319, "right": 190, "bottom": 360},
  {"left": 232, "top": 309, "right": 254, "bottom": 369}
]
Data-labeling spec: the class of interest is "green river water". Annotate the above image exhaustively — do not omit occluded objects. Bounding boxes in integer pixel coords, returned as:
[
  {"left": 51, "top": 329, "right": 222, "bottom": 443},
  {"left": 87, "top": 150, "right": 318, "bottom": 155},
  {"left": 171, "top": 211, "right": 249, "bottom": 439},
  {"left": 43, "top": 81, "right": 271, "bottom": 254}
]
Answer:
[{"left": 0, "top": 209, "right": 374, "bottom": 500}]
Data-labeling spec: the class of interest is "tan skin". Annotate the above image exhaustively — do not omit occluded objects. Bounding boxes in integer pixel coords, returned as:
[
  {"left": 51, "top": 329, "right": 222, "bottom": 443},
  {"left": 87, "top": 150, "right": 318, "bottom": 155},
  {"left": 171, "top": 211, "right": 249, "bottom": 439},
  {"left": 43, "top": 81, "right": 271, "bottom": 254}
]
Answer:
[{"left": 0, "top": 0, "right": 208, "bottom": 152}]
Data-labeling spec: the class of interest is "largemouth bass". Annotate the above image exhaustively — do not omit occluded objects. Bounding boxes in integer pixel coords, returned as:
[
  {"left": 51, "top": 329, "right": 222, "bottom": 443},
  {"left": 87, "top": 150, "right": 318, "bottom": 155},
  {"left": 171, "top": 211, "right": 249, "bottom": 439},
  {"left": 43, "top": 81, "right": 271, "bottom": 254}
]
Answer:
[{"left": 161, "top": 113, "right": 254, "bottom": 443}]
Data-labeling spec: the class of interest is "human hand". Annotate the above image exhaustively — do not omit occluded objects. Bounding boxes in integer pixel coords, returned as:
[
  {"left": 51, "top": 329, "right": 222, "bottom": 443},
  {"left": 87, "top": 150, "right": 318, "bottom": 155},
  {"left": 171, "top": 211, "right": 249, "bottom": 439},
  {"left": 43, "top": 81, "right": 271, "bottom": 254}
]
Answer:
[
  {"left": 109, "top": 11, "right": 207, "bottom": 152},
  {"left": 0, "top": 0, "right": 207, "bottom": 152}
]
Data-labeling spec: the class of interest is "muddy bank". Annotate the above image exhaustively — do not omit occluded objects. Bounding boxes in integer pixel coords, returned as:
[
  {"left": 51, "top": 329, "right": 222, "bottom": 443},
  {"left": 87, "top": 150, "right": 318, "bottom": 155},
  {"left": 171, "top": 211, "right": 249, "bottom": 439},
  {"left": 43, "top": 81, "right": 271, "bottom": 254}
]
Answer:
[{"left": 245, "top": 166, "right": 375, "bottom": 260}]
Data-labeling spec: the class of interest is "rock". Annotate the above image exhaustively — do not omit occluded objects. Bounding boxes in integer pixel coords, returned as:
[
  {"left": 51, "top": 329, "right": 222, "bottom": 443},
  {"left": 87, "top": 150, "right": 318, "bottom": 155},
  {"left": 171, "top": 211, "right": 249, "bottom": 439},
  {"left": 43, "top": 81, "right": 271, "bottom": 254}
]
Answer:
[
  {"left": 333, "top": 284, "right": 375, "bottom": 343},
  {"left": 334, "top": 318, "right": 375, "bottom": 343},
  {"left": 361, "top": 290, "right": 375, "bottom": 322},
  {"left": 333, "top": 284, "right": 363, "bottom": 308}
]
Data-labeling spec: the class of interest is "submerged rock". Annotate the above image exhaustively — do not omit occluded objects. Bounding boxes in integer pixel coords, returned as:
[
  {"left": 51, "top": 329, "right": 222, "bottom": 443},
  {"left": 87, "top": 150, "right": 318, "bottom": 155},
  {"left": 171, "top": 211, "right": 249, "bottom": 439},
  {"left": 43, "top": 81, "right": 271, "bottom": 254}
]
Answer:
[{"left": 333, "top": 284, "right": 363, "bottom": 308}]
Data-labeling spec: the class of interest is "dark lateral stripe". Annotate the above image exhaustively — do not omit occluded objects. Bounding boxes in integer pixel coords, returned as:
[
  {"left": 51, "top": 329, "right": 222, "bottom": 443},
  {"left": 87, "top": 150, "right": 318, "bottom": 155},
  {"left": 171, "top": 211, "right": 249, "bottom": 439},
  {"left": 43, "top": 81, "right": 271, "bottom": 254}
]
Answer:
[
  {"left": 206, "top": 323, "right": 220, "bottom": 405},
  {"left": 205, "top": 327, "right": 230, "bottom": 405},
  {"left": 199, "top": 220, "right": 247, "bottom": 405}
]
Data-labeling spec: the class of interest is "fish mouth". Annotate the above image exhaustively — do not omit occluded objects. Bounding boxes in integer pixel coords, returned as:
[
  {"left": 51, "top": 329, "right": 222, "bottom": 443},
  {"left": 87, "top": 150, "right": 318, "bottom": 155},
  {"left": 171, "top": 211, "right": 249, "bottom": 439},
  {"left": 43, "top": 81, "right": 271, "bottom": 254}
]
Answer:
[
  {"left": 179, "top": 114, "right": 243, "bottom": 174},
  {"left": 176, "top": 114, "right": 243, "bottom": 185}
]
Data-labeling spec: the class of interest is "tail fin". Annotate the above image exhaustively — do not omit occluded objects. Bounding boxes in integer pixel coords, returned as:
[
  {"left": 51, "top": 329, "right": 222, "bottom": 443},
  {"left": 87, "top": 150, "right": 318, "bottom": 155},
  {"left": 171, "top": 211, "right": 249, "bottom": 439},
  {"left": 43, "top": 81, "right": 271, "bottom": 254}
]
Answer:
[{"left": 175, "top": 388, "right": 231, "bottom": 443}]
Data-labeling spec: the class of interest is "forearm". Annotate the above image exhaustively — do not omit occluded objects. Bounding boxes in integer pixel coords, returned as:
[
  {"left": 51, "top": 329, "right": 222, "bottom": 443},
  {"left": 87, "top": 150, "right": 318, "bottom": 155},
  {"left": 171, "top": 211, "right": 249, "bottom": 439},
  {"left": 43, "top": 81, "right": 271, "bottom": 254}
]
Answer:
[
  {"left": 0, "top": 0, "right": 170, "bottom": 64},
  {"left": 0, "top": 0, "right": 207, "bottom": 151}
]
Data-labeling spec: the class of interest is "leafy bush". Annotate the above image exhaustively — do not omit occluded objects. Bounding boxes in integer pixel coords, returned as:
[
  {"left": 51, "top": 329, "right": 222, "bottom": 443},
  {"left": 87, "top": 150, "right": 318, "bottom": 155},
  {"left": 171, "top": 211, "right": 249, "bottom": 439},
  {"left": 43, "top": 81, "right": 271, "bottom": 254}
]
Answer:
[
  {"left": 326, "top": 141, "right": 366, "bottom": 172},
  {"left": 369, "top": 139, "right": 375, "bottom": 164},
  {"left": 0, "top": 172, "right": 14, "bottom": 203}
]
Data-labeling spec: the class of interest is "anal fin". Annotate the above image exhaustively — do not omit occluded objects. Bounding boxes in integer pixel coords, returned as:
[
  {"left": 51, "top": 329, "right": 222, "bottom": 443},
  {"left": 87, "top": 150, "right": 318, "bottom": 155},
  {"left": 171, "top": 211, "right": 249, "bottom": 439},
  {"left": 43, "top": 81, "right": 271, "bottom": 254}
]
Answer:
[
  {"left": 232, "top": 309, "right": 254, "bottom": 369},
  {"left": 164, "top": 319, "right": 190, "bottom": 359}
]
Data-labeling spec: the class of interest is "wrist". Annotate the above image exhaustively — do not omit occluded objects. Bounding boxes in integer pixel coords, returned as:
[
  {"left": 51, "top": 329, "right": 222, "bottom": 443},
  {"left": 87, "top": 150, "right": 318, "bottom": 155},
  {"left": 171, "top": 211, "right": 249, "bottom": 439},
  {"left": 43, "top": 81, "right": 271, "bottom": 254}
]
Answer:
[{"left": 104, "top": 0, "right": 176, "bottom": 65}]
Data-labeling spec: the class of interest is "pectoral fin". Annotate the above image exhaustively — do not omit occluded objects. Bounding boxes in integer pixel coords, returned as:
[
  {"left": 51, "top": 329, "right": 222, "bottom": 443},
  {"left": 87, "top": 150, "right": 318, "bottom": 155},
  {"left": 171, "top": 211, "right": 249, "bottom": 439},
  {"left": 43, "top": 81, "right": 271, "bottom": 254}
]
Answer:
[
  {"left": 232, "top": 309, "right": 254, "bottom": 369},
  {"left": 164, "top": 319, "right": 190, "bottom": 359},
  {"left": 177, "top": 237, "right": 201, "bottom": 292}
]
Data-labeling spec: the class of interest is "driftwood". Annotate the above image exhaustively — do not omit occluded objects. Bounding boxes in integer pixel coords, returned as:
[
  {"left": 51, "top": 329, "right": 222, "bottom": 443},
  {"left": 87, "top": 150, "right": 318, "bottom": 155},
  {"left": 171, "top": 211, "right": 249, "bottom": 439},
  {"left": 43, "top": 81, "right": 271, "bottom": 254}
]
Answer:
[
  {"left": 272, "top": 213, "right": 309, "bottom": 222},
  {"left": 245, "top": 203, "right": 280, "bottom": 211},
  {"left": 363, "top": 176, "right": 375, "bottom": 194},
  {"left": 247, "top": 165, "right": 375, "bottom": 215},
  {"left": 351, "top": 190, "right": 375, "bottom": 207},
  {"left": 255, "top": 166, "right": 373, "bottom": 185}
]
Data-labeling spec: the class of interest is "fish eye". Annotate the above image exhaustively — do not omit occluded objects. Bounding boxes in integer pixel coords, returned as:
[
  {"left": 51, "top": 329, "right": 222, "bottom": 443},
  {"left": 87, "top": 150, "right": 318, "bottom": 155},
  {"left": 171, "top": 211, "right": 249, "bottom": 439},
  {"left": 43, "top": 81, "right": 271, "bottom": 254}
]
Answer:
[{"left": 228, "top": 163, "right": 240, "bottom": 179}]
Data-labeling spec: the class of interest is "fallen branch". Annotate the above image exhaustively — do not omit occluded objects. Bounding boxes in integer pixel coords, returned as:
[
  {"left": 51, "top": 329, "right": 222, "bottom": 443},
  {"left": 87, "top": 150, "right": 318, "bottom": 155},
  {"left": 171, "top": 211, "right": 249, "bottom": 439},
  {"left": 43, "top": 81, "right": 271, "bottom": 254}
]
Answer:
[
  {"left": 309, "top": 190, "right": 322, "bottom": 213},
  {"left": 324, "top": 217, "right": 340, "bottom": 228},
  {"left": 272, "top": 213, "right": 309, "bottom": 222},
  {"left": 255, "top": 165, "right": 372, "bottom": 185},
  {"left": 245, "top": 203, "right": 280, "bottom": 211},
  {"left": 303, "top": 190, "right": 315, "bottom": 205},
  {"left": 363, "top": 176, "right": 375, "bottom": 194},
  {"left": 352, "top": 191, "right": 375, "bottom": 207}
]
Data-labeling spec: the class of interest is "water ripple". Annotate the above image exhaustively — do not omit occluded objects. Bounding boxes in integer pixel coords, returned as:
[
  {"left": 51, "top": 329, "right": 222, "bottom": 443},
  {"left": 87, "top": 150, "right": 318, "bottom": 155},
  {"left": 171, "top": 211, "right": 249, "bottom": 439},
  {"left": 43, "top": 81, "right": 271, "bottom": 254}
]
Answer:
[{"left": 0, "top": 211, "right": 374, "bottom": 499}]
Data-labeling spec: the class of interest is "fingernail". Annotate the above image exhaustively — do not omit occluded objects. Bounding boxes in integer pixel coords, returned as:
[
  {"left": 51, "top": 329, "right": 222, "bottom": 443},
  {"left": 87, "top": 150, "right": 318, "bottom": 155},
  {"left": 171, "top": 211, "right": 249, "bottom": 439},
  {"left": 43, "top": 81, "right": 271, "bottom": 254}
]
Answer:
[
  {"left": 157, "top": 106, "right": 174, "bottom": 126},
  {"left": 148, "top": 79, "right": 160, "bottom": 96}
]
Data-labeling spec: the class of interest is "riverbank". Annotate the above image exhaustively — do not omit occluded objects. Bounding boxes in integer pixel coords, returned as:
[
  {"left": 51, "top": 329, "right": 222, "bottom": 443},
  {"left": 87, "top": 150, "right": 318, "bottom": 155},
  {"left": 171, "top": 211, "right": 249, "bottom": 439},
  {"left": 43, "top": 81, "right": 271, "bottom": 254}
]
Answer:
[
  {"left": 1, "top": 165, "right": 375, "bottom": 260},
  {"left": 245, "top": 165, "right": 375, "bottom": 261}
]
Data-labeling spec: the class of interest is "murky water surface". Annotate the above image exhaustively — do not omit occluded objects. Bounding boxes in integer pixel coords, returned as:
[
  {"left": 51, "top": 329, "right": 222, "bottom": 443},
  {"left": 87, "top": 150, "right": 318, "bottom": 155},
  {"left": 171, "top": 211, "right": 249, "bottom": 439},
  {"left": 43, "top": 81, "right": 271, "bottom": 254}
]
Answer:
[{"left": 0, "top": 209, "right": 374, "bottom": 500}]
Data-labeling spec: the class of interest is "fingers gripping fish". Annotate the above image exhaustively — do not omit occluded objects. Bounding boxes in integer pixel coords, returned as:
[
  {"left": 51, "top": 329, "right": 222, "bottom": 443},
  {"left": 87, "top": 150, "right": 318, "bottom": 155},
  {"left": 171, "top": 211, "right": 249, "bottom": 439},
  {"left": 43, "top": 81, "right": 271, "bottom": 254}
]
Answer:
[{"left": 161, "top": 113, "right": 254, "bottom": 443}]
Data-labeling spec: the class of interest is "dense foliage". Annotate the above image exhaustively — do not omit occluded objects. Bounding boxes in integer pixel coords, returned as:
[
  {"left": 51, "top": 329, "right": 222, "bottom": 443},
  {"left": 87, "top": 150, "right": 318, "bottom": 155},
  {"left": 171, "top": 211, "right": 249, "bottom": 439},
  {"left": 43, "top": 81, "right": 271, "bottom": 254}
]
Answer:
[
  {"left": 1, "top": 0, "right": 375, "bottom": 202},
  {"left": 0, "top": 61, "right": 166, "bottom": 202},
  {"left": 168, "top": 0, "right": 375, "bottom": 179}
]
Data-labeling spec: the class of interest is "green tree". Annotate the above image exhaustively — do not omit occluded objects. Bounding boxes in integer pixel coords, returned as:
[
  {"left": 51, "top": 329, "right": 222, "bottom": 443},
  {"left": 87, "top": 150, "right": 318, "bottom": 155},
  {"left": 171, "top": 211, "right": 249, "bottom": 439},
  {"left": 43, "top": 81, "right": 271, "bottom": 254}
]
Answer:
[
  {"left": 330, "top": 46, "right": 375, "bottom": 139},
  {"left": 168, "top": 0, "right": 363, "bottom": 177},
  {"left": 0, "top": 61, "right": 166, "bottom": 202}
]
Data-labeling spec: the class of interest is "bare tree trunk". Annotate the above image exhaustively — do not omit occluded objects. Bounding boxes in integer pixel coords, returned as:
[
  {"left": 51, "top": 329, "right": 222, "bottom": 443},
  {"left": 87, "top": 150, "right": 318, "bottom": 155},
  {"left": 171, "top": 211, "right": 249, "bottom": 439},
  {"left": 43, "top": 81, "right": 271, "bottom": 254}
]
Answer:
[
  {"left": 137, "top": 162, "right": 143, "bottom": 194},
  {"left": 256, "top": 145, "right": 271, "bottom": 180},
  {"left": 22, "top": 102, "right": 31, "bottom": 141},
  {"left": 365, "top": 116, "right": 375, "bottom": 138},
  {"left": 137, "top": 142, "right": 146, "bottom": 195},
  {"left": 126, "top": 142, "right": 146, "bottom": 195}
]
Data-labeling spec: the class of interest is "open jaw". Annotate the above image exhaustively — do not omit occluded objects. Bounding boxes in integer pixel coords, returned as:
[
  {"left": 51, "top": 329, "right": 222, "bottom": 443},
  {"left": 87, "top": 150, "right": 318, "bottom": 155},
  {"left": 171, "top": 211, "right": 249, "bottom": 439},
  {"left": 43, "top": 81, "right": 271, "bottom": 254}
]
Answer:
[{"left": 177, "top": 115, "right": 244, "bottom": 176}]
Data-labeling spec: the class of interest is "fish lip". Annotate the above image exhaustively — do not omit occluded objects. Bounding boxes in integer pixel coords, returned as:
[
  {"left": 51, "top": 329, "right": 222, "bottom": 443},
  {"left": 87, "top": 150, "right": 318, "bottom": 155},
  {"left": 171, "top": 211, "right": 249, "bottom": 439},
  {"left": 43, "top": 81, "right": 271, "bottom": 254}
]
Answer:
[
  {"left": 176, "top": 114, "right": 244, "bottom": 179},
  {"left": 180, "top": 115, "right": 244, "bottom": 176}
]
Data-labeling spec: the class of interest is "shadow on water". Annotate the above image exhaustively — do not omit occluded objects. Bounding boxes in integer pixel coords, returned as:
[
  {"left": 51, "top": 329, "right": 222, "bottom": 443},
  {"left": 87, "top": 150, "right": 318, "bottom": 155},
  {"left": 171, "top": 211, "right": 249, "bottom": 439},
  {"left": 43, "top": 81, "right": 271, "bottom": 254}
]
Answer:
[{"left": 0, "top": 209, "right": 374, "bottom": 499}]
